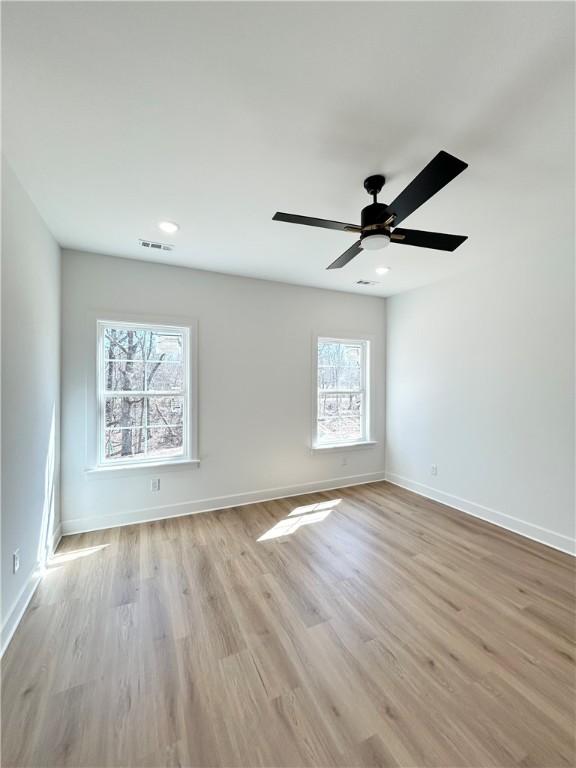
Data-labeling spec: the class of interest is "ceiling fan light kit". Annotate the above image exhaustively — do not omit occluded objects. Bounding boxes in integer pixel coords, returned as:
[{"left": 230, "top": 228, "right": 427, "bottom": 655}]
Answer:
[
  {"left": 272, "top": 150, "right": 469, "bottom": 270},
  {"left": 362, "top": 234, "right": 390, "bottom": 250}
]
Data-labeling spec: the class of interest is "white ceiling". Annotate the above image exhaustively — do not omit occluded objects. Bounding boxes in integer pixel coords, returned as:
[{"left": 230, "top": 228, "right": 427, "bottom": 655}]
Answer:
[{"left": 2, "top": 1, "right": 573, "bottom": 296}]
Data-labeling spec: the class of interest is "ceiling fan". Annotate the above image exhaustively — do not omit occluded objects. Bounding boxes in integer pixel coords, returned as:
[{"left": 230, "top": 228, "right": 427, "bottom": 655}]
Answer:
[{"left": 273, "top": 150, "right": 468, "bottom": 269}]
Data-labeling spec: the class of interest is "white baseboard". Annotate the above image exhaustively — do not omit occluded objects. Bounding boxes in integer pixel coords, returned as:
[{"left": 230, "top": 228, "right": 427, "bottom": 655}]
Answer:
[
  {"left": 62, "top": 471, "right": 387, "bottom": 535},
  {"left": 2, "top": 520, "right": 66, "bottom": 656},
  {"left": 385, "top": 472, "right": 575, "bottom": 556},
  {"left": 51, "top": 521, "right": 63, "bottom": 553},
  {"left": 1, "top": 564, "right": 42, "bottom": 657}
]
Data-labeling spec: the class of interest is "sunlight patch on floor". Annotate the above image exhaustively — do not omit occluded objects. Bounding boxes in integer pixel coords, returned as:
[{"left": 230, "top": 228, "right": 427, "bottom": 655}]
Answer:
[
  {"left": 288, "top": 499, "right": 341, "bottom": 517},
  {"left": 258, "top": 498, "right": 341, "bottom": 541},
  {"left": 49, "top": 544, "right": 109, "bottom": 566}
]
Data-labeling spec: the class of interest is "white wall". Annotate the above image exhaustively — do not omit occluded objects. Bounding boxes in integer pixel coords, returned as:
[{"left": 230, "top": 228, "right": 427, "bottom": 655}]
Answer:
[
  {"left": 61, "top": 250, "right": 386, "bottom": 533},
  {"left": 385, "top": 247, "right": 575, "bottom": 554},
  {"left": 1, "top": 159, "right": 61, "bottom": 652}
]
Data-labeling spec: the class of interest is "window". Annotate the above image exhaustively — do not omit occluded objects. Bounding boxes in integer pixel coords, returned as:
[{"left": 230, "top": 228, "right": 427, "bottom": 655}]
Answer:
[
  {"left": 315, "top": 337, "right": 370, "bottom": 447},
  {"left": 97, "top": 321, "right": 191, "bottom": 466}
]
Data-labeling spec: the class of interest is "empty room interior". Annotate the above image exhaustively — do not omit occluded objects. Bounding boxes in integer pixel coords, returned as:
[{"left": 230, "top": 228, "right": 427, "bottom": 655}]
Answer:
[{"left": 1, "top": 2, "right": 575, "bottom": 767}]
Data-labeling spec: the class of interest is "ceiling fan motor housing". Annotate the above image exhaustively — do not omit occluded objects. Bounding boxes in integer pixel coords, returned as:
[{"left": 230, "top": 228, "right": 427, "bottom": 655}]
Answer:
[{"left": 360, "top": 202, "right": 392, "bottom": 243}]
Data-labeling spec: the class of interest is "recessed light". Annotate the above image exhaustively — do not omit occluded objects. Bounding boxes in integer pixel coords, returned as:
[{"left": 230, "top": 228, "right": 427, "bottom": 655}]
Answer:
[
  {"left": 375, "top": 266, "right": 391, "bottom": 275},
  {"left": 158, "top": 221, "right": 179, "bottom": 235}
]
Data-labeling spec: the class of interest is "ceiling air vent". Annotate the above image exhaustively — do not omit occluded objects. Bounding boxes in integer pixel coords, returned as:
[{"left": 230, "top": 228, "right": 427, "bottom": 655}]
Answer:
[
  {"left": 139, "top": 238, "right": 173, "bottom": 252},
  {"left": 356, "top": 280, "right": 380, "bottom": 286}
]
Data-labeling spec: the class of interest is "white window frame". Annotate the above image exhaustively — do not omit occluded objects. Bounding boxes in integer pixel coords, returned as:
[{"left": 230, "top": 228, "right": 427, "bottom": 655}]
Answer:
[
  {"left": 94, "top": 318, "right": 198, "bottom": 470},
  {"left": 312, "top": 334, "right": 376, "bottom": 450}
]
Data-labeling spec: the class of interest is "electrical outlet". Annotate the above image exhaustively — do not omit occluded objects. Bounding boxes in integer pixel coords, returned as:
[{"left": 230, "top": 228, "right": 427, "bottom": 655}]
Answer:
[
  {"left": 13, "top": 549, "right": 20, "bottom": 574},
  {"left": 431, "top": 464, "right": 438, "bottom": 476},
  {"left": 151, "top": 478, "right": 161, "bottom": 493}
]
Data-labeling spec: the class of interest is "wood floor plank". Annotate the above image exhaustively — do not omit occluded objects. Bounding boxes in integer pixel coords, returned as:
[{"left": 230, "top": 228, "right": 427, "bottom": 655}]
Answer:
[{"left": 2, "top": 481, "right": 574, "bottom": 767}]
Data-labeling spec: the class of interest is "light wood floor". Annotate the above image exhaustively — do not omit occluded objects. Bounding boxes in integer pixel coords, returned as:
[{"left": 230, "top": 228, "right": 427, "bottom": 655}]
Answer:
[{"left": 2, "top": 481, "right": 575, "bottom": 767}]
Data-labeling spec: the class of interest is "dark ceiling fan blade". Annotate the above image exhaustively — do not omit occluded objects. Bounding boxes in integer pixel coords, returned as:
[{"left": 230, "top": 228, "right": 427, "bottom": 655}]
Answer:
[
  {"left": 387, "top": 151, "right": 468, "bottom": 226},
  {"left": 273, "top": 212, "right": 360, "bottom": 232},
  {"left": 391, "top": 228, "right": 467, "bottom": 251},
  {"left": 326, "top": 240, "right": 363, "bottom": 270}
]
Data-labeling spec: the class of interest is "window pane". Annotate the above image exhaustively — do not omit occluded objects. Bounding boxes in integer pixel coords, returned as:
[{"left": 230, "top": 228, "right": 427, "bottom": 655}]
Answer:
[
  {"left": 339, "top": 393, "right": 362, "bottom": 416},
  {"left": 104, "top": 327, "right": 184, "bottom": 364},
  {"left": 318, "top": 365, "right": 361, "bottom": 391},
  {"left": 341, "top": 413, "right": 363, "bottom": 441},
  {"left": 318, "top": 393, "right": 339, "bottom": 420},
  {"left": 147, "top": 396, "right": 184, "bottom": 427},
  {"left": 318, "top": 341, "right": 362, "bottom": 392},
  {"left": 317, "top": 415, "right": 362, "bottom": 443},
  {"left": 318, "top": 342, "right": 338, "bottom": 365},
  {"left": 105, "top": 360, "right": 145, "bottom": 392},
  {"left": 103, "top": 328, "right": 147, "bottom": 361},
  {"left": 148, "top": 332, "right": 183, "bottom": 362},
  {"left": 105, "top": 427, "right": 146, "bottom": 460},
  {"left": 318, "top": 341, "right": 361, "bottom": 366},
  {"left": 146, "top": 361, "right": 184, "bottom": 392},
  {"left": 318, "top": 392, "right": 362, "bottom": 420},
  {"left": 146, "top": 426, "right": 183, "bottom": 458},
  {"left": 105, "top": 396, "right": 145, "bottom": 429}
]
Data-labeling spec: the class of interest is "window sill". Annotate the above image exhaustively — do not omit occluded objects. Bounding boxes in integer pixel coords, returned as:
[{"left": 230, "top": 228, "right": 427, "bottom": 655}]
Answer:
[
  {"left": 85, "top": 458, "right": 200, "bottom": 478},
  {"left": 311, "top": 440, "right": 378, "bottom": 453}
]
